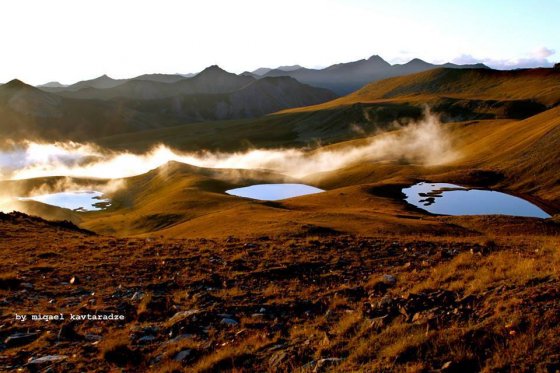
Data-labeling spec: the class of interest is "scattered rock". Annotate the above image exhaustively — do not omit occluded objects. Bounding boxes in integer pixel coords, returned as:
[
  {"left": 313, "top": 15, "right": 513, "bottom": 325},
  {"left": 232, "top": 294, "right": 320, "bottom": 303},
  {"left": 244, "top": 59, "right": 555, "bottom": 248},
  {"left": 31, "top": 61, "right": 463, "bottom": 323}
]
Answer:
[
  {"left": 383, "top": 274, "right": 397, "bottom": 285},
  {"left": 28, "top": 355, "right": 67, "bottom": 365},
  {"left": 168, "top": 309, "right": 201, "bottom": 325},
  {"left": 85, "top": 334, "right": 102, "bottom": 341},
  {"left": 131, "top": 291, "right": 144, "bottom": 301},
  {"left": 166, "top": 334, "right": 193, "bottom": 344},
  {"left": 138, "top": 335, "right": 156, "bottom": 344},
  {"left": 4, "top": 332, "right": 38, "bottom": 347},
  {"left": 314, "top": 357, "right": 344, "bottom": 372},
  {"left": 173, "top": 349, "right": 192, "bottom": 362},
  {"left": 221, "top": 318, "right": 239, "bottom": 326}
]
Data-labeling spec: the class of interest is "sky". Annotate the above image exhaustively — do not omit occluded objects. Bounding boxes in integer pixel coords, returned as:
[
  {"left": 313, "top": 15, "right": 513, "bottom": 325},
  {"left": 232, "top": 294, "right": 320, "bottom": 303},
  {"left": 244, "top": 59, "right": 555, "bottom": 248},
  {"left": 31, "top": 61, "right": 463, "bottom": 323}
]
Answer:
[{"left": 1, "top": 0, "right": 558, "bottom": 85}]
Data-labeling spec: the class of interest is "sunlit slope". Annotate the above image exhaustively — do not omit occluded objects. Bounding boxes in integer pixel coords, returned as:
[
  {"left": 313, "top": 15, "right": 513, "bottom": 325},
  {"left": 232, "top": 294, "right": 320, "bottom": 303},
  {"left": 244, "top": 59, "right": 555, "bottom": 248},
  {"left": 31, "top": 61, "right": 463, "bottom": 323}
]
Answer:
[
  {"left": 75, "top": 162, "right": 295, "bottom": 236},
  {"left": 97, "top": 67, "right": 560, "bottom": 153},
  {"left": 451, "top": 107, "right": 560, "bottom": 204},
  {"left": 306, "top": 107, "right": 560, "bottom": 207},
  {"left": 8, "top": 108, "right": 558, "bottom": 239},
  {"left": 65, "top": 161, "right": 468, "bottom": 239},
  {"left": 282, "top": 67, "right": 560, "bottom": 113}
]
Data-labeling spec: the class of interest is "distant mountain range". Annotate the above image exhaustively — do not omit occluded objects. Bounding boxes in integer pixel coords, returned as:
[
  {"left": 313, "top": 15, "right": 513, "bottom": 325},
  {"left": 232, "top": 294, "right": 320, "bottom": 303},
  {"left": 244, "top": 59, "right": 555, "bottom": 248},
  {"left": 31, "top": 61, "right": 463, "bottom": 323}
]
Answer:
[
  {"left": 0, "top": 67, "right": 336, "bottom": 141},
  {"left": 0, "top": 54, "right": 494, "bottom": 143},
  {"left": 32, "top": 54, "right": 488, "bottom": 98},
  {"left": 245, "top": 55, "right": 489, "bottom": 94}
]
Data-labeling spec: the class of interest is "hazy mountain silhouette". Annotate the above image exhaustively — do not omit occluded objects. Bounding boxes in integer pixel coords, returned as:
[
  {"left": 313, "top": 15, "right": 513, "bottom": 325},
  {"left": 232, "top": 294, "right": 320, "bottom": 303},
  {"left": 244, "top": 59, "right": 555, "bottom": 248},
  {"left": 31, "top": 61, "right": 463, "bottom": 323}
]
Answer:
[
  {"left": 258, "top": 55, "right": 488, "bottom": 94},
  {"left": 0, "top": 71, "right": 336, "bottom": 141},
  {"left": 120, "top": 76, "right": 336, "bottom": 123},
  {"left": 45, "top": 66, "right": 258, "bottom": 100},
  {"left": 37, "top": 81, "right": 67, "bottom": 88},
  {"left": 131, "top": 73, "right": 194, "bottom": 84},
  {"left": 0, "top": 79, "right": 63, "bottom": 118},
  {"left": 36, "top": 55, "right": 488, "bottom": 97},
  {"left": 66, "top": 74, "right": 127, "bottom": 91}
]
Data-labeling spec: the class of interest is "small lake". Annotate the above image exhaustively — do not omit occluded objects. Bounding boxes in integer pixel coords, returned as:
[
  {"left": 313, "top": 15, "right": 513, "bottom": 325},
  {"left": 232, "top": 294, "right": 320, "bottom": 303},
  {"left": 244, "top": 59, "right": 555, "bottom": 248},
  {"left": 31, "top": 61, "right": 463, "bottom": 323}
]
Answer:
[
  {"left": 402, "top": 182, "right": 550, "bottom": 218},
  {"left": 18, "top": 191, "right": 110, "bottom": 212},
  {"left": 226, "top": 184, "right": 324, "bottom": 201}
]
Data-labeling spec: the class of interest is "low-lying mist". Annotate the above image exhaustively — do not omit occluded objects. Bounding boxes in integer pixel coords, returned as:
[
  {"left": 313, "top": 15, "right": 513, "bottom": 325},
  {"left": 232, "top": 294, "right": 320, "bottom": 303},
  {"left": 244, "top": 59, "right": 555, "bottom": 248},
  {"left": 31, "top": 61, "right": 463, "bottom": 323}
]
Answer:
[
  {"left": 1, "top": 113, "right": 456, "bottom": 180},
  {"left": 0, "top": 113, "right": 457, "bottom": 211}
]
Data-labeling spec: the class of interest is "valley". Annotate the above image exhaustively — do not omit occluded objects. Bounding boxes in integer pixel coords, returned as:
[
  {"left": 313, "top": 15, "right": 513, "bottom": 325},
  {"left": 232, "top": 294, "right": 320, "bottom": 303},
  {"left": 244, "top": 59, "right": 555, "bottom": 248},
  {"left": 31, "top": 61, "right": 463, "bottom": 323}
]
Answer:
[{"left": 1, "top": 59, "right": 559, "bottom": 372}]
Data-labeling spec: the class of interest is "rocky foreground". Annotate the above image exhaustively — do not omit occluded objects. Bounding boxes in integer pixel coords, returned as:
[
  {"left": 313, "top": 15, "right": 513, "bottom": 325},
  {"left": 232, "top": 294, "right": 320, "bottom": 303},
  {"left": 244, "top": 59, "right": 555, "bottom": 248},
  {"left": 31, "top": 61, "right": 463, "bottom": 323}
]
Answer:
[{"left": 1, "top": 212, "right": 559, "bottom": 372}]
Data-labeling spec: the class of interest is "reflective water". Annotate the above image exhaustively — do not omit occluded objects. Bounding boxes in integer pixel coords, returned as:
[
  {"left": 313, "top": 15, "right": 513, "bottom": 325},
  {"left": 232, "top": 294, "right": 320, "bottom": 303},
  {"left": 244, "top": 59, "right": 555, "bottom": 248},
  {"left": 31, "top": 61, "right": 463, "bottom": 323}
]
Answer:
[
  {"left": 402, "top": 182, "right": 550, "bottom": 218},
  {"left": 226, "top": 184, "right": 324, "bottom": 201},
  {"left": 18, "top": 191, "right": 110, "bottom": 212}
]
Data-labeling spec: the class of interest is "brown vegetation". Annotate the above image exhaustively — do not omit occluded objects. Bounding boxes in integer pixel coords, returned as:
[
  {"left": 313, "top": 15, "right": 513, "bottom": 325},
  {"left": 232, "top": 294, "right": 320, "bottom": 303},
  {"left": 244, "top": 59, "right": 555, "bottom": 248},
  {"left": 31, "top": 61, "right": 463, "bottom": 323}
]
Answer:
[{"left": 0, "top": 210, "right": 559, "bottom": 371}]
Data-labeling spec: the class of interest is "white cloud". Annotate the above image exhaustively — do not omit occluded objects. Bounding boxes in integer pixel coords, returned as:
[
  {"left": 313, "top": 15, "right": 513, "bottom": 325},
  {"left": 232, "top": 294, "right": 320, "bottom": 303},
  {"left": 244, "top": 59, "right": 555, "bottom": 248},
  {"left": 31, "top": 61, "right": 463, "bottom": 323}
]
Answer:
[
  {"left": 1, "top": 113, "right": 456, "bottom": 181},
  {"left": 452, "top": 47, "right": 557, "bottom": 70},
  {"left": 532, "top": 47, "right": 555, "bottom": 59}
]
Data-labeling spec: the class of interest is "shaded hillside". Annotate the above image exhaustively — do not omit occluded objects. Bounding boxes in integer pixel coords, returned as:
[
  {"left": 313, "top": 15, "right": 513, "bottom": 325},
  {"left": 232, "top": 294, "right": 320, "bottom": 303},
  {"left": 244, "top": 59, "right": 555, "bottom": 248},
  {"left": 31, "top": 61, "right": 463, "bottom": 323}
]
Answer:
[
  {"left": 0, "top": 73, "right": 336, "bottom": 142},
  {"left": 98, "top": 68, "right": 560, "bottom": 153},
  {"left": 45, "top": 66, "right": 256, "bottom": 100},
  {"left": 121, "top": 76, "right": 337, "bottom": 122},
  {"left": 279, "top": 67, "right": 560, "bottom": 128},
  {"left": 0, "top": 80, "right": 159, "bottom": 140},
  {"left": 260, "top": 55, "right": 488, "bottom": 94},
  {"left": 51, "top": 74, "right": 127, "bottom": 91}
]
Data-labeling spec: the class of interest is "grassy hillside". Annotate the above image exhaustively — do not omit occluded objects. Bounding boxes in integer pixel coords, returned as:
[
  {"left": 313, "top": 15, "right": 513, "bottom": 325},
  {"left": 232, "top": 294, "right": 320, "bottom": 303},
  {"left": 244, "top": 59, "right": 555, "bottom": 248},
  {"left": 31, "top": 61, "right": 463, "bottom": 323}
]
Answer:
[
  {"left": 0, "top": 73, "right": 336, "bottom": 142},
  {"left": 96, "top": 67, "right": 560, "bottom": 153},
  {"left": 304, "top": 107, "right": 560, "bottom": 209},
  {"left": 284, "top": 67, "right": 560, "bottom": 112},
  {"left": 2, "top": 65, "right": 560, "bottom": 372}
]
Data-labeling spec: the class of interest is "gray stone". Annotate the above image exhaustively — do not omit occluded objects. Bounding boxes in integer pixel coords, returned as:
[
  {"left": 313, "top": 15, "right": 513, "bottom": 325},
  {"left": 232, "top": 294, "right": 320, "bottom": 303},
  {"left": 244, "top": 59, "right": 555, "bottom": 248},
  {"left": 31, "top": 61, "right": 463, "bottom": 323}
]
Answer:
[
  {"left": 4, "top": 333, "right": 38, "bottom": 347},
  {"left": 131, "top": 291, "right": 144, "bottom": 301},
  {"left": 85, "top": 334, "right": 102, "bottom": 341},
  {"left": 138, "top": 335, "right": 156, "bottom": 344},
  {"left": 173, "top": 349, "right": 192, "bottom": 362},
  {"left": 221, "top": 318, "right": 239, "bottom": 326},
  {"left": 314, "top": 357, "right": 344, "bottom": 372},
  {"left": 28, "top": 355, "right": 67, "bottom": 364},
  {"left": 383, "top": 274, "right": 397, "bottom": 285}
]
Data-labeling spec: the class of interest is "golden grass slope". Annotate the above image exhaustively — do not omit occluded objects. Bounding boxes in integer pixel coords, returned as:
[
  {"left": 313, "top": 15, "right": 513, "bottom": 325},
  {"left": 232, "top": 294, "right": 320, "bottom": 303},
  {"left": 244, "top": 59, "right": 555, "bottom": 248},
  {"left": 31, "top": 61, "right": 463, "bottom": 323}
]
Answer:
[
  {"left": 282, "top": 67, "right": 560, "bottom": 112},
  {"left": 306, "top": 107, "right": 560, "bottom": 208}
]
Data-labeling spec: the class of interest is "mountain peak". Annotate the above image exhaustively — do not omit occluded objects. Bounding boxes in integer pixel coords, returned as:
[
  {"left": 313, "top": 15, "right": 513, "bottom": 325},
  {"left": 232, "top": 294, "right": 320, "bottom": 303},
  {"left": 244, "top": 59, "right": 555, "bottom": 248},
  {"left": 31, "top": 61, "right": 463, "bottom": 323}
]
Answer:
[
  {"left": 366, "top": 55, "right": 390, "bottom": 66},
  {"left": 38, "top": 81, "right": 66, "bottom": 88},
  {"left": 405, "top": 58, "right": 430, "bottom": 66},
  {"left": 200, "top": 65, "right": 227, "bottom": 74},
  {"left": 4, "top": 79, "right": 30, "bottom": 89},
  {"left": 277, "top": 65, "right": 303, "bottom": 72}
]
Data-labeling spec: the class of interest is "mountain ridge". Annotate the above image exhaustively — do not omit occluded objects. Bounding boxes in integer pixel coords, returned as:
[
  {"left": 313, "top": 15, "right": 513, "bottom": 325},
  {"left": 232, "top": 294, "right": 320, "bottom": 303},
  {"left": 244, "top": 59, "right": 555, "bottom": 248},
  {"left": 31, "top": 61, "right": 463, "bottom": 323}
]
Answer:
[{"left": 33, "top": 54, "right": 490, "bottom": 95}]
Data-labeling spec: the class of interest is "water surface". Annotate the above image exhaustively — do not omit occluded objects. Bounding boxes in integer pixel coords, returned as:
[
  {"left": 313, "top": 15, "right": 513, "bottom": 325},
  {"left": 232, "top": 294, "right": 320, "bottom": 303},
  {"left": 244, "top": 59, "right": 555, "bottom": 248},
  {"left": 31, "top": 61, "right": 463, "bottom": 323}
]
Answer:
[
  {"left": 18, "top": 191, "right": 110, "bottom": 212},
  {"left": 402, "top": 182, "right": 550, "bottom": 218},
  {"left": 226, "top": 184, "right": 324, "bottom": 201}
]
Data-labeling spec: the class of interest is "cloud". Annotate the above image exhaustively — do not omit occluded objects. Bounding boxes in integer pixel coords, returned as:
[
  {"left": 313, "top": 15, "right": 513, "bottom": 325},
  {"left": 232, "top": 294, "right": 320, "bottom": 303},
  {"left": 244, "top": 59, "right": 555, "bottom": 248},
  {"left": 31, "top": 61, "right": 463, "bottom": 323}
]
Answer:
[
  {"left": 532, "top": 47, "right": 555, "bottom": 59},
  {"left": 452, "top": 47, "right": 557, "bottom": 70},
  {"left": 0, "top": 112, "right": 457, "bottom": 183}
]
